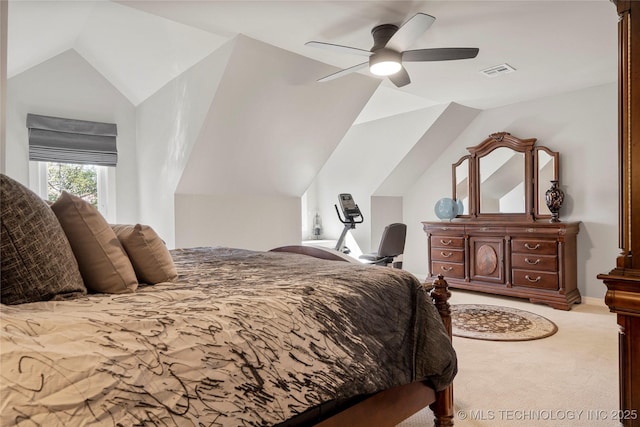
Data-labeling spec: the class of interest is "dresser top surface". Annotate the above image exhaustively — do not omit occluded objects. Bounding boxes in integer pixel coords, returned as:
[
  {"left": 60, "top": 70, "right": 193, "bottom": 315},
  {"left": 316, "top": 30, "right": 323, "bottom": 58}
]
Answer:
[{"left": 422, "top": 220, "right": 580, "bottom": 234}]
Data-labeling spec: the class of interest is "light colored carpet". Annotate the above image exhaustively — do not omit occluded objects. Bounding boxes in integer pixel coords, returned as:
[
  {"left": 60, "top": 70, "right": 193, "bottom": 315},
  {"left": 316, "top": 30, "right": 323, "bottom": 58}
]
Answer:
[{"left": 398, "top": 290, "right": 620, "bottom": 427}]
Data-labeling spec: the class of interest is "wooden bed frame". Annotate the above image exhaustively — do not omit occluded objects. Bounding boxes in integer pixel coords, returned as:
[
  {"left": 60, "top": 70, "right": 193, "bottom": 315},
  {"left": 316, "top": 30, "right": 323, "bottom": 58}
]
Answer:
[{"left": 270, "top": 246, "right": 455, "bottom": 427}]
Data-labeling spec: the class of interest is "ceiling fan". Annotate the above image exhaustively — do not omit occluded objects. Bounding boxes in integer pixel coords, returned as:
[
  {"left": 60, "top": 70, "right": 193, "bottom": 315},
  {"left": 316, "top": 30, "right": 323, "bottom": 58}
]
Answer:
[{"left": 305, "top": 13, "right": 479, "bottom": 88}]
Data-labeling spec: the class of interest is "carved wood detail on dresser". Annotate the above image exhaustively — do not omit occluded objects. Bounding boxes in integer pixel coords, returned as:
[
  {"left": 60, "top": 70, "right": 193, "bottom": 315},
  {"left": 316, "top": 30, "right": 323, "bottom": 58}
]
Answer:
[{"left": 423, "top": 221, "right": 581, "bottom": 310}]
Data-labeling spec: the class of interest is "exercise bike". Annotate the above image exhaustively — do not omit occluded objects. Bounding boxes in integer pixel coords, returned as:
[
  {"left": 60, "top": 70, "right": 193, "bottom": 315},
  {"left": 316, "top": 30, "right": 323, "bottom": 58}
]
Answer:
[{"left": 334, "top": 193, "right": 363, "bottom": 253}]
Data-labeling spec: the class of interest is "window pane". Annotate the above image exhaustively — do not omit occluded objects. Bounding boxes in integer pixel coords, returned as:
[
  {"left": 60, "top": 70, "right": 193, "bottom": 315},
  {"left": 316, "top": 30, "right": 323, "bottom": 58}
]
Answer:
[{"left": 47, "top": 163, "right": 98, "bottom": 207}]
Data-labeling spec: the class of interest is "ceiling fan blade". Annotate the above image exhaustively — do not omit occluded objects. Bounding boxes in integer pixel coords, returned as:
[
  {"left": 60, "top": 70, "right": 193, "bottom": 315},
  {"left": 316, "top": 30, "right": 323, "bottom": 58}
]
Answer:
[
  {"left": 388, "top": 66, "right": 411, "bottom": 88},
  {"left": 385, "top": 13, "right": 435, "bottom": 52},
  {"left": 317, "top": 62, "right": 369, "bottom": 82},
  {"left": 305, "top": 41, "right": 372, "bottom": 57},
  {"left": 403, "top": 47, "right": 479, "bottom": 62}
]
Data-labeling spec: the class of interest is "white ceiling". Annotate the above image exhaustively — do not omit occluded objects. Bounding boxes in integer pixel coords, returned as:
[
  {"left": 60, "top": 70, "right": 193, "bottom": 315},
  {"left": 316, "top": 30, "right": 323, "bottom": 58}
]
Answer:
[{"left": 7, "top": 0, "right": 618, "bottom": 113}]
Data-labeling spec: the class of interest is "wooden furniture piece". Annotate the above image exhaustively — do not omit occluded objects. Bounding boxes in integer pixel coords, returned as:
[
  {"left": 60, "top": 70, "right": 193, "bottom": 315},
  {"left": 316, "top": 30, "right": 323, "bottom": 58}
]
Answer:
[
  {"left": 424, "top": 221, "right": 580, "bottom": 310},
  {"left": 271, "top": 245, "right": 455, "bottom": 427},
  {"left": 423, "top": 132, "right": 581, "bottom": 310},
  {"left": 597, "top": 2, "right": 640, "bottom": 425}
]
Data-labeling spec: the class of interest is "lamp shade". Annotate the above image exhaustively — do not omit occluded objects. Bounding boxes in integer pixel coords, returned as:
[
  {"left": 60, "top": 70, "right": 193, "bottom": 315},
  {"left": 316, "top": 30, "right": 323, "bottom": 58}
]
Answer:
[{"left": 369, "top": 49, "right": 402, "bottom": 76}]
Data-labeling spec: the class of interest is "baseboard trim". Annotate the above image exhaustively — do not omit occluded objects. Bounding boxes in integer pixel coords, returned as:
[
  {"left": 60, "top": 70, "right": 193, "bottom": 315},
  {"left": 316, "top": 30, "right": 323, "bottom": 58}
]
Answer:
[
  {"left": 581, "top": 295, "right": 608, "bottom": 308},
  {"left": 416, "top": 271, "right": 609, "bottom": 309}
]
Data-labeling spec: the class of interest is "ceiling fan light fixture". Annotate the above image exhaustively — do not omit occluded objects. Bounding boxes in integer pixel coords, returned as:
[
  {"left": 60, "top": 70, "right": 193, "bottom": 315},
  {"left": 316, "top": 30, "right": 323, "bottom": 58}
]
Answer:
[
  {"left": 306, "top": 13, "right": 479, "bottom": 87},
  {"left": 369, "top": 49, "right": 402, "bottom": 76}
]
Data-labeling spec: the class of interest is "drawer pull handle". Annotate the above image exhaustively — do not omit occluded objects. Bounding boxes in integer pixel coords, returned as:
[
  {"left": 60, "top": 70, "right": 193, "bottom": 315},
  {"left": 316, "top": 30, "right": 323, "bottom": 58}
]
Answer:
[
  {"left": 440, "top": 266, "right": 454, "bottom": 272},
  {"left": 440, "top": 251, "right": 453, "bottom": 258},
  {"left": 524, "top": 243, "right": 541, "bottom": 250},
  {"left": 525, "top": 275, "right": 541, "bottom": 283},
  {"left": 525, "top": 258, "right": 540, "bottom": 265},
  {"left": 440, "top": 239, "right": 453, "bottom": 246}
]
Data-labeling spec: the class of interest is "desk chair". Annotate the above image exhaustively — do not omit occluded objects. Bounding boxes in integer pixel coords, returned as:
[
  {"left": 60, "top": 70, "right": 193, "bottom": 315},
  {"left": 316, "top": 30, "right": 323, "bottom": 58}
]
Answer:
[{"left": 359, "top": 223, "right": 407, "bottom": 268}]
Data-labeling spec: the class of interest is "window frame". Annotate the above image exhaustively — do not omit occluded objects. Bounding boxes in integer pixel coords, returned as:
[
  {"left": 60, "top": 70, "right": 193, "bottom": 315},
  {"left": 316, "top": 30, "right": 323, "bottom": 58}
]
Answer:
[{"left": 29, "top": 161, "right": 116, "bottom": 223}]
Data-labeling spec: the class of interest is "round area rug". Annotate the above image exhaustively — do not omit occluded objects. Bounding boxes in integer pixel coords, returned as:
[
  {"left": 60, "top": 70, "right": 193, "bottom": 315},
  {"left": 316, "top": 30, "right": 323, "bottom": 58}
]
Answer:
[{"left": 451, "top": 304, "right": 558, "bottom": 341}]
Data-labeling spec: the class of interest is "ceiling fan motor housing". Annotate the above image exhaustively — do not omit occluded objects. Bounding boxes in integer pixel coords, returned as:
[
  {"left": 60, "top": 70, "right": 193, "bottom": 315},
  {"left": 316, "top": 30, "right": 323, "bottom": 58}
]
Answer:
[{"left": 371, "top": 24, "right": 399, "bottom": 51}]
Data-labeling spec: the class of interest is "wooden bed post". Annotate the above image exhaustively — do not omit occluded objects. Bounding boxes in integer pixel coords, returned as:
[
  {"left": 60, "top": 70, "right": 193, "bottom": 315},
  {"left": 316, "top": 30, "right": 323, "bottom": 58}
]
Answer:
[{"left": 428, "top": 275, "right": 455, "bottom": 427}]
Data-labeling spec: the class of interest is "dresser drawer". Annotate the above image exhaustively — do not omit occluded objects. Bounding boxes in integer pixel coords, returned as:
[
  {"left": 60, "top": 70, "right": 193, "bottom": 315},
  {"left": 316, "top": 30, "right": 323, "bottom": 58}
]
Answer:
[
  {"left": 511, "top": 239, "right": 557, "bottom": 255},
  {"left": 431, "top": 248, "right": 464, "bottom": 263},
  {"left": 432, "top": 261, "right": 465, "bottom": 279},
  {"left": 431, "top": 236, "right": 464, "bottom": 249},
  {"left": 511, "top": 254, "right": 557, "bottom": 272},
  {"left": 512, "top": 269, "right": 559, "bottom": 290}
]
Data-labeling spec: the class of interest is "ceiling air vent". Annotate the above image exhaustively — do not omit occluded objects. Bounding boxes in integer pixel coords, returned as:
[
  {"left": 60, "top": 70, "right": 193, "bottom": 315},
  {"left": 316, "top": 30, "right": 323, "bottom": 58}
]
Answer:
[{"left": 480, "top": 63, "right": 516, "bottom": 78}]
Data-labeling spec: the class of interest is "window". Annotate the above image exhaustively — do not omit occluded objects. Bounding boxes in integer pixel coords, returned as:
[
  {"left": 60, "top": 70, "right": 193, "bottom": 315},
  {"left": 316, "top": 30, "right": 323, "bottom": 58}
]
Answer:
[
  {"left": 29, "top": 162, "right": 116, "bottom": 222},
  {"left": 26, "top": 113, "right": 118, "bottom": 222}
]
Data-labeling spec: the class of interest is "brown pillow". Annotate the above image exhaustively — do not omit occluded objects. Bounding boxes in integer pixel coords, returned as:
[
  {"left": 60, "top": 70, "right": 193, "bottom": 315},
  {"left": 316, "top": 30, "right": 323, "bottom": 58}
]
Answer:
[
  {"left": 0, "top": 174, "right": 86, "bottom": 304},
  {"left": 111, "top": 224, "right": 178, "bottom": 284},
  {"left": 51, "top": 191, "right": 138, "bottom": 293}
]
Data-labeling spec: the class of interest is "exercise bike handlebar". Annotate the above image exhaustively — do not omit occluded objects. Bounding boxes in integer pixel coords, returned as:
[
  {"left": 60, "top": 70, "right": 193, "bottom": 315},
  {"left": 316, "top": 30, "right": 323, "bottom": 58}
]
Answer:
[{"left": 334, "top": 204, "right": 364, "bottom": 226}]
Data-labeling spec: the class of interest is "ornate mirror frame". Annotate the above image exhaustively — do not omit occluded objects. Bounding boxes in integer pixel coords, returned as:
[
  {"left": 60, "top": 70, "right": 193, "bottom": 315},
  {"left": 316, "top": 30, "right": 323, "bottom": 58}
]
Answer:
[
  {"left": 451, "top": 155, "right": 471, "bottom": 217},
  {"left": 534, "top": 146, "right": 560, "bottom": 219},
  {"left": 451, "top": 132, "right": 559, "bottom": 221}
]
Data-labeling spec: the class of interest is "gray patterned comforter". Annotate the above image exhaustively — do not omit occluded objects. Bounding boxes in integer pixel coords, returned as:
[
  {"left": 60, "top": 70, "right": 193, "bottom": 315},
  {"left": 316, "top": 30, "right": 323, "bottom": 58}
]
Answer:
[{"left": 0, "top": 247, "right": 456, "bottom": 426}]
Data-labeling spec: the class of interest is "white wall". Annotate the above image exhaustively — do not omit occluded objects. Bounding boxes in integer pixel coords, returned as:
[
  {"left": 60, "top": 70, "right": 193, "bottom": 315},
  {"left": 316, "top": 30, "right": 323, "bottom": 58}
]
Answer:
[
  {"left": 5, "top": 49, "right": 139, "bottom": 222},
  {"left": 308, "top": 102, "right": 480, "bottom": 254},
  {"left": 168, "top": 36, "right": 378, "bottom": 251},
  {"left": 135, "top": 39, "right": 235, "bottom": 248},
  {"left": 310, "top": 105, "right": 448, "bottom": 252},
  {"left": 370, "top": 196, "right": 403, "bottom": 254},
  {"left": 403, "top": 83, "right": 618, "bottom": 299},
  {"left": 1, "top": 0, "right": 7, "bottom": 174},
  {"left": 175, "top": 194, "right": 300, "bottom": 251}
]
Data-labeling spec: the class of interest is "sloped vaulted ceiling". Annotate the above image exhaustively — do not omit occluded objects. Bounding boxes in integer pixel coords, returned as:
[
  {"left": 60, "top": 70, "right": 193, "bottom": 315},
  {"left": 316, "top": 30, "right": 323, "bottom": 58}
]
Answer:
[
  {"left": 8, "top": 0, "right": 226, "bottom": 106},
  {"left": 176, "top": 35, "right": 380, "bottom": 197},
  {"left": 9, "top": 1, "right": 617, "bottom": 113}
]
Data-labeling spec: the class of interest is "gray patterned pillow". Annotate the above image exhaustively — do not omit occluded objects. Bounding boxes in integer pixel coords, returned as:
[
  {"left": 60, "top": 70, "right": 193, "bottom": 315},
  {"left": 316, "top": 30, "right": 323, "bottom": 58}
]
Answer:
[{"left": 0, "top": 174, "right": 86, "bottom": 304}]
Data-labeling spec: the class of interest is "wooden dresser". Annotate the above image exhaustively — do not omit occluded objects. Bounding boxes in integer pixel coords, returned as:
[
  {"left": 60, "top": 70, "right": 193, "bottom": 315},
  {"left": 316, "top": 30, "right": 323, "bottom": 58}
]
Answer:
[
  {"left": 423, "top": 221, "right": 580, "bottom": 310},
  {"left": 425, "top": 132, "right": 580, "bottom": 310}
]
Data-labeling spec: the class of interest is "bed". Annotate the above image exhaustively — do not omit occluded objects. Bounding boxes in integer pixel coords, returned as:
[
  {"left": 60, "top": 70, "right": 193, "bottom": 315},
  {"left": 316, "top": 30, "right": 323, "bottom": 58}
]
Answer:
[{"left": 0, "top": 173, "right": 457, "bottom": 427}]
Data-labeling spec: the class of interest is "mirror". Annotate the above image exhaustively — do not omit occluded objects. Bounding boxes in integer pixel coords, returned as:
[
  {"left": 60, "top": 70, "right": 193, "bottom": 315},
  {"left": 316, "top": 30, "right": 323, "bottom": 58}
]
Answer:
[
  {"left": 479, "top": 147, "right": 526, "bottom": 214},
  {"left": 452, "top": 157, "right": 470, "bottom": 215},
  {"left": 535, "top": 147, "right": 559, "bottom": 217},
  {"left": 452, "top": 132, "right": 559, "bottom": 220}
]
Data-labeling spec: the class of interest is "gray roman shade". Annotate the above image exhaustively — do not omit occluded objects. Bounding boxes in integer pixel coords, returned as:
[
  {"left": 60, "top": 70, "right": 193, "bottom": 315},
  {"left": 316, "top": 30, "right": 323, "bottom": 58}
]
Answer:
[{"left": 27, "top": 114, "right": 118, "bottom": 166}]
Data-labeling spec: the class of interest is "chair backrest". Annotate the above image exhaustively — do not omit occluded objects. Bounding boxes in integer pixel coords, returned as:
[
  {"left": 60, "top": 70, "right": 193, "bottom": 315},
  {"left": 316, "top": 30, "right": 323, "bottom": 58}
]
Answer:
[{"left": 377, "top": 223, "right": 407, "bottom": 257}]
